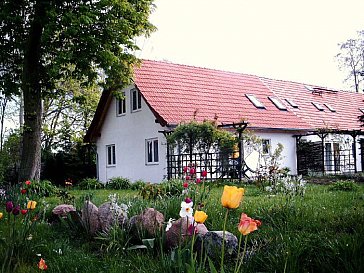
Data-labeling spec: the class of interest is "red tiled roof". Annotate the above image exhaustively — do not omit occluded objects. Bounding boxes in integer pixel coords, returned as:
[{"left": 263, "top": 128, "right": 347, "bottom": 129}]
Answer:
[
  {"left": 134, "top": 60, "right": 311, "bottom": 130},
  {"left": 135, "top": 60, "right": 364, "bottom": 130},
  {"left": 85, "top": 59, "right": 364, "bottom": 142}
]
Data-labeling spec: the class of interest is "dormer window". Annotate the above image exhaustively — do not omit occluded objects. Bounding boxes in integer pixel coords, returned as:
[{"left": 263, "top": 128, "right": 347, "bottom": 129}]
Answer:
[
  {"left": 269, "top": 97, "right": 287, "bottom": 111},
  {"left": 246, "top": 94, "right": 265, "bottom": 109},
  {"left": 285, "top": 99, "right": 299, "bottom": 108},
  {"left": 312, "top": 102, "right": 324, "bottom": 111},
  {"left": 324, "top": 103, "right": 336, "bottom": 112},
  {"left": 116, "top": 92, "right": 126, "bottom": 116}
]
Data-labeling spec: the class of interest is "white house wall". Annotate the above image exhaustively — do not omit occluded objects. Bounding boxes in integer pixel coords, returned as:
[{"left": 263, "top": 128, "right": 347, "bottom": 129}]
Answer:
[
  {"left": 96, "top": 85, "right": 167, "bottom": 183},
  {"left": 244, "top": 131, "right": 298, "bottom": 175}
]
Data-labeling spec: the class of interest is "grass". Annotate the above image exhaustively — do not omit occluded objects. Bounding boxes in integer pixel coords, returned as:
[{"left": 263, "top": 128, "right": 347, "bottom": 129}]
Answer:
[{"left": 1, "top": 183, "right": 364, "bottom": 272}]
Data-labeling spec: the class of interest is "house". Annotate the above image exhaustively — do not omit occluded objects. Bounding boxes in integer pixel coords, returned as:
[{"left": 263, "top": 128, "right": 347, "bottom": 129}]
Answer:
[{"left": 84, "top": 60, "right": 364, "bottom": 183}]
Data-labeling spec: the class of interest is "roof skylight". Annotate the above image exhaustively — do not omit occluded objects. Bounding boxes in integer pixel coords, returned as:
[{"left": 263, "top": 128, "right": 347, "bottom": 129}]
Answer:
[
  {"left": 360, "top": 108, "right": 364, "bottom": 114},
  {"left": 246, "top": 94, "right": 265, "bottom": 109},
  {"left": 324, "top": 103, "right": 336, "bottom": 112},
  {"left": 285, "top": 99, "right": 299, "bottom": 108},
  {"left": 269, "top": 97, "right": 287, "bottom": 111},
  {"left": 312, "top": 102, "right": 324, "bottom": 111}
]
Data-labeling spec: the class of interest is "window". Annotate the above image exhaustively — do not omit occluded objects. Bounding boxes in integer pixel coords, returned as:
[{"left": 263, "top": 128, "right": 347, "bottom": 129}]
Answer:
[
  {"left": 285, "top": 99, "right": 299, "bottom": 108},
  {"left": 269, "top": 97, "right": 287, "bottom": 110},
  {"left": 131, "top": 88, "right": 142, "bottom": 111},
  {"left": 324, "top": 103, "right": 336, "bottom": 112},
  {"left": 146, "top": 138, "right": 159, "bottom": 164},
  {"left": 262, "top": 139, "right": 271, "bottom": 155},
  {"left": 116, "top": 92, "right": 126, "bottom": 115},
  {"left": 312, "top": 102, "right": 324, "bottom": 111},
  {"left": 106, "top": 144, "right": 116, "bottom": 166},
  {"left": 359, "top": 108, "right": 364, "bottom": 114},
  {"left": 245, "top": 94, "right": 265, "bottom": 109}
]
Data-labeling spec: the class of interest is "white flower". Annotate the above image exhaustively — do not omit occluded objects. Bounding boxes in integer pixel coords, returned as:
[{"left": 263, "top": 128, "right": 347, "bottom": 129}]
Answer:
[
  {"left": 166, "top": 218, "right": 175, "bottom": 232},
  {"left": 179, "top": 201, "right": 193, "bottom": 218}
]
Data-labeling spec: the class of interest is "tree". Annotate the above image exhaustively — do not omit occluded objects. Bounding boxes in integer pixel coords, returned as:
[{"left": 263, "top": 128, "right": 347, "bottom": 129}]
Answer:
[
  {"left": 0, "top": 0, "right": 155, "bottom": 181},
  {"left": 336, "top": 30, "right": 364, "bottom": 93}
]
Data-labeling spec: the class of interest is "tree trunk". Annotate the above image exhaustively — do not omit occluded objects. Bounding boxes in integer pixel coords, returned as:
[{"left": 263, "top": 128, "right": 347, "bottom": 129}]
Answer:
[{"left": 18, "top": 1, "right": 45, "bottom": 181}]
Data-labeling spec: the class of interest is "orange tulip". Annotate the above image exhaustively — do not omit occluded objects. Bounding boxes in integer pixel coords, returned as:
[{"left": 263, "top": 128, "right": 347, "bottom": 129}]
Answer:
[
  {"left": 38, "top": 258, "right": 48, "bottom": 270},
  {"left": 238, "top": 213, "right": 260, "bottom": 235},
  {"left": 194, "top": 210, "right": 208, "bottom": 224},
  {"left": 221, "top": 185, "right": 244, "bottom": 209},
  {"left": 0, "top": 212, "right": 3, "bottom": 220}
]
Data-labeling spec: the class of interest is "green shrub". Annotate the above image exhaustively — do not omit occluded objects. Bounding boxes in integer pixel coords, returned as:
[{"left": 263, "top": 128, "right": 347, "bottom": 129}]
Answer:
[
  {"left": 130, "top": 179, "right": 147, "bottom": 191},
  {"left": 28, "top": 180, "right": 59, "bottom": 197},
  {"left": 328, "top": 180, "right": 359, "bottom": 192},
  {"left": 77, "top": 178, "right": 104, "bottom": 190},
  {"left": 106, "top": 177, "right": 131, "bottom": 190},
  {"left": 139, "top": 179, "right": 184, "bottom": 200}
]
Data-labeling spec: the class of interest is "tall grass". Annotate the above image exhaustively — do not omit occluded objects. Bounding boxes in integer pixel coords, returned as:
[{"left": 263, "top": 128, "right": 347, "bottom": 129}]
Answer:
[{"left": 1, "top": 184, "right": 363, "bottom": 272}]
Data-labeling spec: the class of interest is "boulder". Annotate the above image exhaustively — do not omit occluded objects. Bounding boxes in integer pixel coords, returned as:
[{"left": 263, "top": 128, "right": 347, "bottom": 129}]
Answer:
[
  {"left": 52, "top": 204, "right": 76, "bottom": 218},
  {"left": 81, "top": 201, "right": 100, "bottom": 235},
  {"left": 165, "top": 216, "right": 194, "bottom": 248},
  {"left": 98, "top": 202, "right": 128, "bottom": 232},
  {"left": 196, "top": 231, "right": 238, "bottom": 260},
  {"left": 129, "top": 208, "right": 164, "bottom": 239}
]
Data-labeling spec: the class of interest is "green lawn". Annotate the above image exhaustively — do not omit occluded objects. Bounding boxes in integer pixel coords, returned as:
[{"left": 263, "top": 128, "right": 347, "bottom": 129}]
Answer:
[{"left": 1, "top": 183, "right": 364, "bottom": 273}]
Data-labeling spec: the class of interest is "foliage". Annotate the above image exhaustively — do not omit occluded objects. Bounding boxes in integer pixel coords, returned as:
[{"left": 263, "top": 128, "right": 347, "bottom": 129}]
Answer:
[
  {"left": 336, "top": 30, "right": 364, "bottom": 93},
  {"left": 106, "top": 177, "right": 131, "bottom": 190},
  {"left": 328, "top": 180, "right": 359, "bottom": 192},
  {"left": 41, "top": 143, "right": 96, "bottom": 186},
  {"left": 139, "top": 179, "right": 185, "bottom": 200},
  {"left": 130, "top": 180, "right": 147, "bottom": 191},
  {"left": 167, "top": 121, "right": 237, "bottom": 154},
  {"left": 76, "top": 178, "right": 104, "bottom": 190},
  {"left": 0, "top": 0, "right": 156, "bottom": 180},
  {"left": 264, "top": 175, "right": 307, "bottom": 196},
  {"left": 28, "top": 180, "right": 59, "bottom": 197},
  {"left": 0, "top": 132, "right": 21, "bottom": 184}
]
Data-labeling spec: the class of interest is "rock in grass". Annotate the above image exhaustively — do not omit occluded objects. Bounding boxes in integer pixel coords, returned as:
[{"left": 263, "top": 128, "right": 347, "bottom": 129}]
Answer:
[
  {"left": 81, "top": 201, "right": 100, "bottom": 235},
  {"left": 197, "top": 231, "right": 238, "bottom": 260},
  {"left": 52, "top": 204, "right": 76, "bottom": 218},
  {"left": 129, "top": 208, "right": 164, "bottom": 239},
  {"left": 98, "top": 202, "right": 128, "bottom": 232}
]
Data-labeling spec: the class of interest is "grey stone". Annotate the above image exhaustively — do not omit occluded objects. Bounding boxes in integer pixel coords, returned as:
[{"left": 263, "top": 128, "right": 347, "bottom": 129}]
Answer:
[
  {"left": 165, "top": 216, "right": 194, "bottom": 248},
  {"left": 197, "top": 231, "right": 238, "bottom": 260},
  {"left": 52, "top": 204, "right": 76, "bottom": 217},
  {"left": 81, "top": 201, "right": 100, "bottom": 235},
  {"left": 98, "top": 202, "right": 128, "bottom": 232},
  {"left": 129, "top": 208, "right": 164, "bottom": 239}
]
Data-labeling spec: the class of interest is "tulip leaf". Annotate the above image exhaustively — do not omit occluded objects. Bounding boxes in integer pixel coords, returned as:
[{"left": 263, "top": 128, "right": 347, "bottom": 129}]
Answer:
[{"left": 126, "top": 245, "right": 147, "bottom": 250}]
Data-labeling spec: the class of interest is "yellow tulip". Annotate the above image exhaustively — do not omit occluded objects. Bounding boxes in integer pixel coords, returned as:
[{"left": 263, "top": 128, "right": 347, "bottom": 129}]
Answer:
[
  {"left": 27, "top": 201, "right": 37, "bottom": 210},
  {"left": 0, "top": 212, "right": 3, "bottom": 220},
  {"left": 221, "top": 185, "right": 244, "bottom": 209},
  {"left": 194, "top": 210, "right": 208, "bottom": 224}
]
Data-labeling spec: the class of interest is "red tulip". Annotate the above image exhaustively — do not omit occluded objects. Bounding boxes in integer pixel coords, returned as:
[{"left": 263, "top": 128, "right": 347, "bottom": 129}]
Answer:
[
  {"left": 183, "top": 182, "right": 188, "bottom": 188},
  {"left": 12, "top": 205, "right": 20, "bottom": 216},
  {"left": 185, "top": 175, "right": 191, "bottom": 180},
  {"left": 183, "top": 166, "right": 189, "bottom": 173},
  {"left": 21, "top": 189, "right": 27, "bottom": 194},
  {"left": 185, "top": 197, "right": 192, "bottom": 203},
  {"left": 21, "top": 209, "right": 28, "bottom": 215},
  {"left": 196, "top": 178, "right": 201, "bottom": 184},
  {"left": 25, "top": 180, "right": 31, "bottom": 185},
  {"left": 189, "top": 168, "right": 196, "bottom": 175},
  {"left": 201, "top": 170, "right": 208, "bottom": 177}
]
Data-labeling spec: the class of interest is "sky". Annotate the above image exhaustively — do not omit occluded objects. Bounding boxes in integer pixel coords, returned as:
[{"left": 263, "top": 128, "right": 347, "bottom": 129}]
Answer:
[{"left": 136, "top": 0, "right": 364, "bottom": 91}]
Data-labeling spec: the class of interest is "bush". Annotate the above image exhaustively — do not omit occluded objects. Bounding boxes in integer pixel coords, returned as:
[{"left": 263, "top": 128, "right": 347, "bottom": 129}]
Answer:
[
  {"left": 77, "top": 178, "right": 104, "bottom": 190},
  {"left": 130, "top": 179, "right": 147, "bottom": 191},
  {"left": 106, "top": 177, "right": 131, "bottom": 190},
  {"left": 139, "top": 179, "right": 184, "bottom": 200},
  {"left": 28, "top": 180, "right": 59, "bottom": 197},
  {"left": 328, "top": 180, "right": 359, "bottom": 192}
]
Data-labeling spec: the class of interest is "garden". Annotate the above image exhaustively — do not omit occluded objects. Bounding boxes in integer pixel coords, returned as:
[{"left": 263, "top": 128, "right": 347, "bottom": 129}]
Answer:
[{"left": 0, "top": 174, "right": 363, "bottom": 273}]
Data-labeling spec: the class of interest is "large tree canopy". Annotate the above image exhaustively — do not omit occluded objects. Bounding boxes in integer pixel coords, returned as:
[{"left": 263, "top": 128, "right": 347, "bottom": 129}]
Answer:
[{"left": 0, "top": 0, "right": 155, "bottom": 181}]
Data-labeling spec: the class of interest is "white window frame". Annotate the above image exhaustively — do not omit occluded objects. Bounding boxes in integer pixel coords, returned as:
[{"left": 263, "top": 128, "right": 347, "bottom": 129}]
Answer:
[
  {"left": 116, "top": 92, "right": 126, "bottom": 116},
  {"left": 245, "top": 94, "right": 265, "bottom": 109},
  {"left": 261, "top": 139, "right": 271, "bottom": 155},
  {"left": 145, "top": 138, "right": 159, "bottom": 165},
  {"left": 106, "top": 144, "right": 116, "bottom": 167},
  {"left": 131, "top": 88, "right": 142, "bottom": 112}
]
